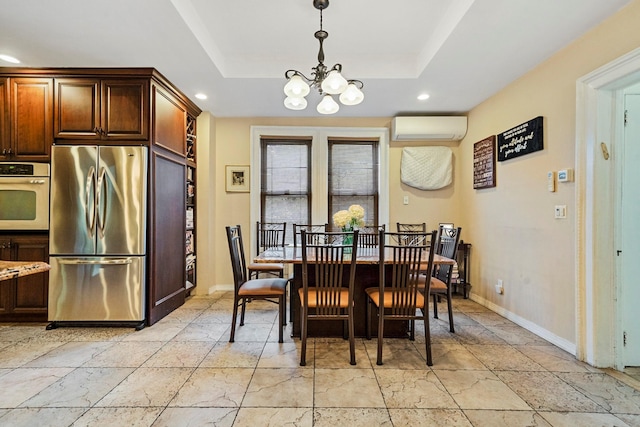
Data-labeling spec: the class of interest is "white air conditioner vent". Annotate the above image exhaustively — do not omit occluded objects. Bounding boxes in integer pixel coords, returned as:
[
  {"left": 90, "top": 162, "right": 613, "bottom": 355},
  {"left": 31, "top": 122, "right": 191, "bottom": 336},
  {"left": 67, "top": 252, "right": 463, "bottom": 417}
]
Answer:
[{"left": 391, "top": 116, "right": 467, "bottom": 141}]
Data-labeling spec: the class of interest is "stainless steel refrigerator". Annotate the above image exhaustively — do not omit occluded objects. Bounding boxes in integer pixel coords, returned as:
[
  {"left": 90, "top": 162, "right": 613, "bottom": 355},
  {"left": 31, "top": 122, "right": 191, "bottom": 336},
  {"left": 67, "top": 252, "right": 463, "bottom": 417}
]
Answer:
[{"left": 48, "top": 145, "right": 147, "bottom": 328}]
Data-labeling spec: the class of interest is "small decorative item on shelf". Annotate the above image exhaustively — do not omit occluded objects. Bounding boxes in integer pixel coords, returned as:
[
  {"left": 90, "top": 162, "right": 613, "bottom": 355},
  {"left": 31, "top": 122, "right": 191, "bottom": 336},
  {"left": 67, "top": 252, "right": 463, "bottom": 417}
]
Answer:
[{"left": 332, "top": 204, "right": 365, "bottom": 252}]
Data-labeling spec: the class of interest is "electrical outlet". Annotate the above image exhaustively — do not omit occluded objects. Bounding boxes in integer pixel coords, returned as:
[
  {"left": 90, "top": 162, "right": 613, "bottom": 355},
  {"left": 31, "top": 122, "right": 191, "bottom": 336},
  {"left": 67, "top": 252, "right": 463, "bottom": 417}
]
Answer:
[
  {"left": 495, "top": 279, "right": 504, "bottom": 294},
  {"left": 403, "top": 195, "right": 409, "bottom": 205}
]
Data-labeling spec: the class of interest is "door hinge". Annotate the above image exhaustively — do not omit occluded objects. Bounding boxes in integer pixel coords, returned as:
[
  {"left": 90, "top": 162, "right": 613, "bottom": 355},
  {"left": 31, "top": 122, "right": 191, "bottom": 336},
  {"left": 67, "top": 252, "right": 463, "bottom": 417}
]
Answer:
[
  {"left": 624, "top": 110, "right": 628, "bottom": 126},
  {"left": 624, "top": 331, "right": 627, "bottom": 346}
]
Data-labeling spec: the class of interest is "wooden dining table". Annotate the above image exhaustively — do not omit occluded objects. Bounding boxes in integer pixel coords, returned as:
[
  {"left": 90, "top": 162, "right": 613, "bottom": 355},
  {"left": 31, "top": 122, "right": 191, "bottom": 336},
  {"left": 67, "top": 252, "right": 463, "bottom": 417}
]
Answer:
[
  {"left": 0, "top": 260, "right": 51, "bottom": 282},
  {"left": 254, "top": 246, "right": 455, "bottom": 337}
]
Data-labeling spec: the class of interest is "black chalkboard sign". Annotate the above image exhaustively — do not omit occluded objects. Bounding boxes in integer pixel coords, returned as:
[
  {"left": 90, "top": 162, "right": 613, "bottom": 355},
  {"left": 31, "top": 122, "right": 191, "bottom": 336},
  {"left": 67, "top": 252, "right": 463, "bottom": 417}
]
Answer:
[
  {"left": 473, "top": 136, "right": 496, "bottom": 189},
  {"left": 497, "top": 116, "right": 543, "bottom": 161}
]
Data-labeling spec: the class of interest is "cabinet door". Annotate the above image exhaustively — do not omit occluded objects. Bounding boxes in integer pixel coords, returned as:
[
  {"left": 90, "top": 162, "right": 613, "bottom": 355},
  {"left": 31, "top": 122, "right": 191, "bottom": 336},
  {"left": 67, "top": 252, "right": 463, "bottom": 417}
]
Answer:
[
  {"left": 54, "top": 78, "right": 101, "bottom": 139},
  {"left": 13, "top": 236, "right": 49, "bottom": 314},
  {"left": 153, "top": 84, "right": 186, "bottom": 156},
  {"left": 10, "top": 78, "right": 53, "bottom": 161},
  {"left": 102, "top": 79, "right": 149, "bottom": 140},
  {"left": 147, "top": 150, "right": 186, "bottom": 325},
  {"left": 0, "top": 78, "right": 9, "bottom": 158},
  {"left": 0, "top": 238, "right": 11, "bottom": 313}
]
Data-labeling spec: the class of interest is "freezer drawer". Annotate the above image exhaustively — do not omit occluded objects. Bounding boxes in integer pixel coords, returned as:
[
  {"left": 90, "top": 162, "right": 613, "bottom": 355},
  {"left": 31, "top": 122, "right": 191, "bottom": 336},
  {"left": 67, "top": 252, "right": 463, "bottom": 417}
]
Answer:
[{"left": 48, "top": 256, "right": 145, "bottom": 322}]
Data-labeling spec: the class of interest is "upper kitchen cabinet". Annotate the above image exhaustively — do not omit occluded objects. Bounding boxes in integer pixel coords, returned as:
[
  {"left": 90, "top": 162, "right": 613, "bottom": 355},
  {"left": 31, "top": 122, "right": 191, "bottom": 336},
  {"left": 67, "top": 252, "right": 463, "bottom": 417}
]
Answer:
[
  {"left": 153, "top": 83, "right": 187, "bottom": 157},
  {"left": 0, "top": 77, "right": 53, "bottom": 161},
  {"left": 54, "top": 78, "right": 149, "bottom": 141}
]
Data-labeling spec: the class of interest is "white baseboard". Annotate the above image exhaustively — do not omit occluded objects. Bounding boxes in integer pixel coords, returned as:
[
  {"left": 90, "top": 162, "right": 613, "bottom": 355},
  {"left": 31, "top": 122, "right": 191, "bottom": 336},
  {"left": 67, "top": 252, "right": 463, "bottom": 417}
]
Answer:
[
  {"left": 210, "top": 284, "right": 233, "bottom": 293},
  {"left": 469, "top": 293, "right": 577, "bottom": 355}
]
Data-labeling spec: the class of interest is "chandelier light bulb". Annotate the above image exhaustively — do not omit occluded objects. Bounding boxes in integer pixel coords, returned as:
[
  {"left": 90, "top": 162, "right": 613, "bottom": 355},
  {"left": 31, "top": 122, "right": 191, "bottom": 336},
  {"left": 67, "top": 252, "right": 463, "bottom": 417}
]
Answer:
[
  {"left": 284, "top": 75, "right": 310, "bottom": 97},
  {"left": 339, "top": 83, "right": 364, "bottom": 106},
  {"left": 317, "top": 94, "right": 339, "bottom": 114},
  {"left": 321, "top": 70, "right": 348, "bottom": 95},
  {"left": 284, "top": 96, "right": 308, "bottom": 110}
]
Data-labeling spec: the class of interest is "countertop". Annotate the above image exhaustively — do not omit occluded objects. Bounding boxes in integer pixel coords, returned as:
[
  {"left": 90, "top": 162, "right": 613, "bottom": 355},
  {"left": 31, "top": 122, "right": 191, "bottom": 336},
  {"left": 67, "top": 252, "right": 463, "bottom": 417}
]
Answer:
[{"left": 0, "top": 260, "right": 51, "bottom": 282}]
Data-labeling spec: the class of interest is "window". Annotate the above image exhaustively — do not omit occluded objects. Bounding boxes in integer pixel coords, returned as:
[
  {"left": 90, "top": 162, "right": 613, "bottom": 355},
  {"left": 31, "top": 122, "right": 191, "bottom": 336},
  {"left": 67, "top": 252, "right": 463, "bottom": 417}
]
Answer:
[
  {"left": 251, "top": 126, "right": 389, "bottom": 250},
  {"left": 260, "top": 137, "right": 311, "bottom": 243},
  {"left": 328, "top": 139, "right": 379, "bottom": 226}
]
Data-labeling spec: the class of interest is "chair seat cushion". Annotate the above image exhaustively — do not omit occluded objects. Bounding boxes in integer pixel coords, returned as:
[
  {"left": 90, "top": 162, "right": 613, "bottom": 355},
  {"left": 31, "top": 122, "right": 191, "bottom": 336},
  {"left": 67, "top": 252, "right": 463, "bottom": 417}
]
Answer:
[
  {"left": 248, "top": 262, "right": 284, "bottom": 272},
  {"left": 365, "top": 288, "right": 425, "bottom": 308},
  {"left": 298, "top": 287, "right": 350, "bottom": 308},
  {"left": 430, "top": 277, "right": 447, "bottom": 292},
  {"left": 239, "top": 278, "right": 287, "bottom": 296}
]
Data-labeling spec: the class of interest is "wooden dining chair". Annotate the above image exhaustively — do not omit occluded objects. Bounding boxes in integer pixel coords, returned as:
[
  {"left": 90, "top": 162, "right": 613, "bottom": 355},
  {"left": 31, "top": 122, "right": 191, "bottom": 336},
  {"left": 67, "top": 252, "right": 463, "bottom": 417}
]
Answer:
[
  {"left": 292, "top": 223, "right": 328, "bottom": 247},
  {"left": 396, "top": 222, "right": 427, "bottom": 232},
  {"left": 429, "top": 226, "right": 462, "bottom": 333},
  {"left": 247, "top": 222, "right": 286, "bottom": 280},
  {"left": 365, "top": 229, "right": 437, "bottom": 366},
  {"left": 299, "top": 229, "right": 359, "bottom": 366},
  {"left": 226, "top": 225, "right": 288, "bottom": 343},
  {"left": 357, "top": 224, "right": 385, "bottom": 247}
]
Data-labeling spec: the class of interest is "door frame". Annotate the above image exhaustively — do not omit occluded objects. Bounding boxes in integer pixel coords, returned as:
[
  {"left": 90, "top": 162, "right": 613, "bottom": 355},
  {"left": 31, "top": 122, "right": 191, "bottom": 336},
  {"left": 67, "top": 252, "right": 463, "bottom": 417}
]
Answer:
[{"left": 576, "top": 46, "right": 640, "bottom": 368}]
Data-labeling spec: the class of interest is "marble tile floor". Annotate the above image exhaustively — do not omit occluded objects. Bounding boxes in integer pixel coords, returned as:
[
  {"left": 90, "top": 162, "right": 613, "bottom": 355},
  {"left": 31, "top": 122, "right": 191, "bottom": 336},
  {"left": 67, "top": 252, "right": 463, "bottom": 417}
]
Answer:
[{"left": 1, "top": 292, "right": 639, "bottom": 427}]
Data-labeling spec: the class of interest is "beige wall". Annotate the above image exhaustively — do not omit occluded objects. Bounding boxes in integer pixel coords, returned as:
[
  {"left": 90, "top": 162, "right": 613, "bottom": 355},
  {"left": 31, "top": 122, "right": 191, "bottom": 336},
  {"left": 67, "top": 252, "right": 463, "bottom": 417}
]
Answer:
[
  {"left": 195, "top": 0, "right": 640, "bottom": 351},
  {"left": 459, "top": 0, "right": 640, "bottom": 348},
  {"left": 200, "top": 117, "right": 462, "bottom": 293}
]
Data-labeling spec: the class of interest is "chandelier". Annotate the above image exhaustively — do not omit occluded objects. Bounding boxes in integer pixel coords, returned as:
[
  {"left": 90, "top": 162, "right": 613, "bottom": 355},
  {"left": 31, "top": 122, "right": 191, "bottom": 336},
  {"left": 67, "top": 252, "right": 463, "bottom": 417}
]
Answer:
[{"left": 283, "top": 0, "right": 364, "bottom": 114}]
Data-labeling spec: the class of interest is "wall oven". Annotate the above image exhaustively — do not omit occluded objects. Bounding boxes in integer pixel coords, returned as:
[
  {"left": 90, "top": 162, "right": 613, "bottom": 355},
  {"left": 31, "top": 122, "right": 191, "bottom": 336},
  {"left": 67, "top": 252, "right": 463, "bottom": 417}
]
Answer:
[{"left": 0, "top": 162, "right": 50, "bottom": 231}]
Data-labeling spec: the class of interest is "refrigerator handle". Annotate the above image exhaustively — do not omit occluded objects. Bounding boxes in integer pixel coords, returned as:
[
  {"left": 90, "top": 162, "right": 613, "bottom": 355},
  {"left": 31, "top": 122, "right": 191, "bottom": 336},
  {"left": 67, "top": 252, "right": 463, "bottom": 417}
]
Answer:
[
  {"left": 85, "top": 166, "right": 97, "bottom": 237},
  {"left": 58, "top": 258, "right": 134, "bottom": 265},
  {"left": 96, "top": 167, "right": 107, "bottom": 239}
]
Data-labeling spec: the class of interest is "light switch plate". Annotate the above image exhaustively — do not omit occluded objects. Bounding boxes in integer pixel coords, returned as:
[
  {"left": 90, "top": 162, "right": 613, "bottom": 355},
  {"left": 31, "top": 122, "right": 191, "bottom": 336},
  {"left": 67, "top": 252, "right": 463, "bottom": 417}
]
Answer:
[{"left": 555, "top": 205, "right": 567, "bottom": 219}]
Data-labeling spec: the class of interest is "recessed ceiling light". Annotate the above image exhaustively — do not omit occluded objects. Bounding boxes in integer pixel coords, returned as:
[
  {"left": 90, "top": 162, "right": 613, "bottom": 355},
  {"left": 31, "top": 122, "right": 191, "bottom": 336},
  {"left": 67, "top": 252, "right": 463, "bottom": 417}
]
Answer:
[
  {"left": 0, "top": 54, "right": 20, "bottom": 64},
  {"left": 417, "top": 93, "right": 430, "bottom": 101},
  {"left": 195, "top": 93, "right": 207, "bottom": 100}
]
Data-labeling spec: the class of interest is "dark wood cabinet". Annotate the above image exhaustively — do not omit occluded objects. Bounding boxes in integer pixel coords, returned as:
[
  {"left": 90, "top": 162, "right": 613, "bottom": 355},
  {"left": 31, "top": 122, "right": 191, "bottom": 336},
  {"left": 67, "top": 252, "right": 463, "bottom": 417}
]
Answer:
[
  {"left": 0, "top": 77, "right": 53, "bottom": 161},
  {"left": 153, "top": 84, "right": 187, "bottom": 156},
  {"left": 54, "top": 78, "right": 149, "bottom": 141},
  {"left": 0, "top": 78, "right": 8, "bottom": 156},
  {"left": 148, "top": 150, "right": 187, "bottom": 325},
  {"left": 0, "top": 235, "right": 49, "bottom": 321},
  {"left": 1, "top": 67, "right": 201, "bottom": 325}
]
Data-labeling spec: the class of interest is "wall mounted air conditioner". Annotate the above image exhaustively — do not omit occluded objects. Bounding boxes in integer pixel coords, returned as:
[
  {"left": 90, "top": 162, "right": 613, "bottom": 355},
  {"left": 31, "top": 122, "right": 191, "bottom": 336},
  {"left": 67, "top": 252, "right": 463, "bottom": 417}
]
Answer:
[{"left": 391, "top": 116, "right": 468, "bottom": 141}]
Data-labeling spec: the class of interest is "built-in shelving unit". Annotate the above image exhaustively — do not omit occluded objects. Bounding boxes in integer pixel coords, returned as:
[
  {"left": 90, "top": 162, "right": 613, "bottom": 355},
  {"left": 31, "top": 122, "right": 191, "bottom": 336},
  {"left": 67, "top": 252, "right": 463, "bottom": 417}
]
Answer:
[{"left": 185, "top": 115, "right": 197, "bottom": 294}]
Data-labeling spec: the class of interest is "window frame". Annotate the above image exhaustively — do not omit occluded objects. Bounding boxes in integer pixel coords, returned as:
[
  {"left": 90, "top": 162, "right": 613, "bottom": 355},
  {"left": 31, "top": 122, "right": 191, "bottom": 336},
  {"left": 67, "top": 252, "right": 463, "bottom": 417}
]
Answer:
[
  {"left": 259, "top": 137, "right": 312, "bottom": 239},
  {"left": 328, "top": 138, "right": 380, "bottom": 227},
  {"left": 250, "top": 126, "right": 389, "bottom": 253}
]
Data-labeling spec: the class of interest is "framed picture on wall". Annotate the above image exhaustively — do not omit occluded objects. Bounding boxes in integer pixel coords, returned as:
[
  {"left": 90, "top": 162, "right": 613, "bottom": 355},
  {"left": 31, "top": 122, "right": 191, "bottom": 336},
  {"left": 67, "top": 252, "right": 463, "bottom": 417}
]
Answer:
[
  {"left": 473, "top": 136, "right": 497, "bottom": 189},
  {"left": 226, "top": 165, "right": 250, "bottom": 192}
]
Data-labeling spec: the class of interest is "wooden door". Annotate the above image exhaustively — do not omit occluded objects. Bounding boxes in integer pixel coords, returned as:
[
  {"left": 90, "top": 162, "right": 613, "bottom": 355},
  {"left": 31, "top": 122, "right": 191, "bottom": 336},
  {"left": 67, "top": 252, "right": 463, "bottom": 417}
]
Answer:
[
  {"left": 147, "top": 150, "right": 186, "bottom": 325},
  {"left": 101, "top": 79, "right": 149, "bottom": 140},
  {"left": 10, "top": 78, "right": 53, "bottom": 161},
  {"left": 54, "top": 78, "right": 101, "bottom": 139},
  {"left": 621, "top": 94, "right": 640, "bottom": 366}
]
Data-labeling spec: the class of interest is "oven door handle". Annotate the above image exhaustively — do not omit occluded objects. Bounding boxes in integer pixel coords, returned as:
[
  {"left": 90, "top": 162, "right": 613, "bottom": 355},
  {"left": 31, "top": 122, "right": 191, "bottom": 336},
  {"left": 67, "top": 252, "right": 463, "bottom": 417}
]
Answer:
[{"left": 0, "top": 178, "right": 48, "bottom": 184}]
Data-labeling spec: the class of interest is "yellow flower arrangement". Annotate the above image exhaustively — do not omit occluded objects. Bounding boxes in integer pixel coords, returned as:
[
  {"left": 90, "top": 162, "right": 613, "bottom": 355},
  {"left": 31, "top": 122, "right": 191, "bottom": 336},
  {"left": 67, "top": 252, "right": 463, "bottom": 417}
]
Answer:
[{"left": 332, "top": 204, "right": 366, "bottom": 230}]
